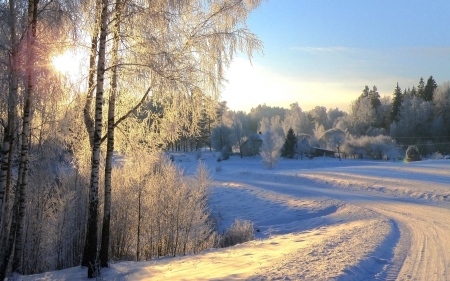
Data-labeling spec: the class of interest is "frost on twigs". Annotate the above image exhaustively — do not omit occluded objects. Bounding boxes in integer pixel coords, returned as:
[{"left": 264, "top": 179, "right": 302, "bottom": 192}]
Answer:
[
  {"left": 109, "top": 153, "right": 214, "bottom": 260},
  {"left": 259, "top": 115, "right": 284, "bottom": 169},
  {"left": 221, "top": 219, "right": 255, "bottom": 247}
]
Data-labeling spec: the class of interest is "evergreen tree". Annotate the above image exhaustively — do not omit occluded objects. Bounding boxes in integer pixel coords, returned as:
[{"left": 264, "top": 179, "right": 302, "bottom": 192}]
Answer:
[
  {"left": 215, "top": 101, "right": 228, "bottom": 125},
  {"left": 361, "top": 85, "right": 370, "bottom": 98},
  {"left": 422, "top": 76, "right": 437, "bottom": 102},
  {"left": 198, "top": 107, "right": 210, "bottom": 150},
  {"left": 417, "top": 77, "right": 425, "bottom": 99},
  {"left": 410, "top": 85, "right": 417, "bottom": 97},
  {"left": 282, "top": 128, "right": 297, "bottom": 158},
  {"left": 369, "top": 85, "right": 381, "bottom": 109},
  {"left": 390, "top": 83, "right": 403, "bottom": 123}
]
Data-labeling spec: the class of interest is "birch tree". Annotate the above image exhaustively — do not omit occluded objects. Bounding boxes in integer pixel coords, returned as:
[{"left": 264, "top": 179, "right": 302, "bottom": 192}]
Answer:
[
  {"left": 2, "top": 0, "right": 38, "bottom": 277},
  {"left": 0, "top": 0, "right": 80, "bottom": 276},
  {"left": 100, "top": 0, "right": 123, "bottom": 268},
  {"left": 259, "top": 117, "right": 284, "bottom": 169},
  {"left": 0, "top": 1, "right": 20, "bottom": 271},
  {"left": 1, "top": 0, "right": 37, "bottom": 277},
  {"left": 80, "top": 0, "right": 263, "bottom": 277},
  {"left": 82, "top": 0, "right": 108, "bottom": 276}
]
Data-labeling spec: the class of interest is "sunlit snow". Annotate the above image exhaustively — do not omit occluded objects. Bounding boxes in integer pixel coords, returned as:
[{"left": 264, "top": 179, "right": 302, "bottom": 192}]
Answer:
[{"left": 23, "top": 153, "right": 450, "bottom": 281}]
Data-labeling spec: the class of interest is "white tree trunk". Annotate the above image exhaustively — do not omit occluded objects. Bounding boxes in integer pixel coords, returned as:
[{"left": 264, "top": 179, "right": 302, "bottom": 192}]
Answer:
[
  {"left": 83, "top": 0, "right": 108, "bottom": 277},
  {"left": 100, "top": 0, "right": 121, "bottom": 268},
  {"left": 11, "top": 0, "right": 37, "bottom": 275},
  {"left": 83, "top": 0, "right": 101, "bottom": 149},
  {"left": 0, "top": 0, "right": 18, "bottom": 257}
]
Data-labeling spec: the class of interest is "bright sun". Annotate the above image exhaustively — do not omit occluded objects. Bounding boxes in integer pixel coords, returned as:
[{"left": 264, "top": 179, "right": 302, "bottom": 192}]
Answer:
[{"left": 52, "top": 50, "right": 84, "bottom": 78}]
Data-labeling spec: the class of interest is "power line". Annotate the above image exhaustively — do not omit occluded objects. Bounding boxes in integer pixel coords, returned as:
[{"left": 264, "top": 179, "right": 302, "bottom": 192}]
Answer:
[
  {"left": 396, "top": 142, "right": 450, "bottom": 147},
  {"left": 392, "top": 136, "right": 450, "bottom": 139}
]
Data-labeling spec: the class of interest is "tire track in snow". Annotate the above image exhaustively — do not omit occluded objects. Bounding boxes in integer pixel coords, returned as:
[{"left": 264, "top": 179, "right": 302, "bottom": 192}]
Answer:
[
  {"left": 232, "top": 170, "right": 450, "bottom": 280},
  {"left": 368, "top": 203, "right": 450, "bottom": 281}
]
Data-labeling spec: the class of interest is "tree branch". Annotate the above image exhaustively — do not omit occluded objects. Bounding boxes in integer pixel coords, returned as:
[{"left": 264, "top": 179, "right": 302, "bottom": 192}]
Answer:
[{"left": 100, "top": 84, "right": 153, "bottom": 144}]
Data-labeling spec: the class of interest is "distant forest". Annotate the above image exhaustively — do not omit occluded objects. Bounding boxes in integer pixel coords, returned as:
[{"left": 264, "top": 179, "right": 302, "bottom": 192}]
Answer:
[{"left": 196, "top": 76, "right": 450, "bottom": 159}]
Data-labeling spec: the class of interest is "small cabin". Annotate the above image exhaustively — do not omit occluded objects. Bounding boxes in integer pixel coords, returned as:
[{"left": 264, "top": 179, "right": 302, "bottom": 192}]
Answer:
[
  {"left": 240, "top": 134, "right": 263, "bottom": 156},
  {"left": 310, "top": 147, "right": 336, "bottom": 157}
]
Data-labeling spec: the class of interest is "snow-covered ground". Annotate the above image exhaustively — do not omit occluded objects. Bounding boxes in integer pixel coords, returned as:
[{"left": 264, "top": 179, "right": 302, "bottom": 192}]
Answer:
[{"left": 24, "top": 153, "right": 450, "bottom": 280}]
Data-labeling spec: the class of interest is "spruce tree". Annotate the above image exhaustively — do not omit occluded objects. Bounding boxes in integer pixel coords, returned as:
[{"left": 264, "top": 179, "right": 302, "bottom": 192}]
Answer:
[
  {"left": 417, "top": 77, "right": 425, "bottom": 99},
  {"left": 361, "top": 85, "right": 370, "bottom": 98},
  {"left": 282, "top": 128, "right": 297, "bottom": 158},
  {"left": 390, "top": 83, "right": 403, "bottom": 123},
  {"left": 369, "top": 85, "right": 381, "bottom": 109},
  {"left": 410, "top": 85, "right": 417, "bottom": 97},
  {"left": 423, "top": 76, "right": 437, "bottom": 102}
]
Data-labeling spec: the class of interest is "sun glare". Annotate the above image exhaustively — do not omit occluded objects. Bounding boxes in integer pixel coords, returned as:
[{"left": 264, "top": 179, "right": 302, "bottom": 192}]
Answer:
[{"left": 52, "top": 50, "right": 83, "bottom": 78}]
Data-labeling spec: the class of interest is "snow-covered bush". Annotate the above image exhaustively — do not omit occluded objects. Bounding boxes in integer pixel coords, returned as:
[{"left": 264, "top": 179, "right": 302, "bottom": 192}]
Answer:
[
  {"left": 109, "top": 153, "right": 214, "bottom": 260},
  {"left": 343, "top": 135, "right": 399, "bottom": 160},
  {"left": 221, "top": 219, "right": 254, "bottom": 247},
  {"left": 221, "top": 146, "right": 230, "bottom": 160},
  {"left": 430, "top": 152, "right": 443, "bottom": 159},
  {"left": 405, "top": 145, "right": 421, "bottom": 162}
]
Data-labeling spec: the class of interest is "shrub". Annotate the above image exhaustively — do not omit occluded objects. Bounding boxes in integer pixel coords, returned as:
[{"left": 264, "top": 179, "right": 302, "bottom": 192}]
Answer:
[
  {"left": 110, "top": 153, "right": 214, "bottom": 260},
  {"left": 430, "top": 152, "right": 443, "bottom": 160},
  {"left": 405, "top": 145, "right": 421, "bottom": 162},
  {"left": 221, "top": 219, "right": 254, "bottom": 247},
  {"left": 221, "top": 146, "right": 230, "bottom": 160}
]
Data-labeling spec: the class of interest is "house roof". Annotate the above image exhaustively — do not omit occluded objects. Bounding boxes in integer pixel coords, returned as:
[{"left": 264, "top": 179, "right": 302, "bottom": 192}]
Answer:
[
  {"left": 311, "top": 146, "right": 335, "bottom": 153},
  {"left": 240, "top": 134, "right": 263, "bottom": 148}
]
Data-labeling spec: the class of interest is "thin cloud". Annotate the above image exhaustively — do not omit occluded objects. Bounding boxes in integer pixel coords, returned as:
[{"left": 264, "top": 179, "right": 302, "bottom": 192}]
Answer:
[
  {"left": 289, "top": 46, "right": 355, "bottom": 53},
  {"left": 291, "top": 46, "right": 450, "bottom": 56},
  {"left": 395, "top": 47, "right": 450, "bottom": 57}
]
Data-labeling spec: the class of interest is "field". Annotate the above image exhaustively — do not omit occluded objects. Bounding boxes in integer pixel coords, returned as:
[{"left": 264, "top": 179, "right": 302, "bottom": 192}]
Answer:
[{"left": 25, "top": 153, "right": 450, "bottom": 280}]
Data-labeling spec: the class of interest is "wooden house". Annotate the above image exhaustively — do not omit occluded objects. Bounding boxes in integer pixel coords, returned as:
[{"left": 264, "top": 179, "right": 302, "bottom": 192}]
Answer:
[{"left": 240, "top": 134, "right": 263, "bottom": 156}]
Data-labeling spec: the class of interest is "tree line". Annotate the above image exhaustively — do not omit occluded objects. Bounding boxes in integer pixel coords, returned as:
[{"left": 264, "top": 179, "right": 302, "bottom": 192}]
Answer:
[{"left": 208, "top": 76, "right": 450, "bottom": 167}]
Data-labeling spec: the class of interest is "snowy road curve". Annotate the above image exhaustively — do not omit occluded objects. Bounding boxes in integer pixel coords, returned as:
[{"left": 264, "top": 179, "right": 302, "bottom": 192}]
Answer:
[
  {"left": 368, "top": 202, "right": 450, "bottom": 281},
  {"left": 213, "top": 159, "right": 450, "bottom": 280}
]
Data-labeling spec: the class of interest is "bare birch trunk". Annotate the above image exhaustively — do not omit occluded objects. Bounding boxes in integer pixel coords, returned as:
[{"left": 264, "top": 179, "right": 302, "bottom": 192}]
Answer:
[
  {"left": 11, "top": 0, "right": 37, "bottom": 275},
  {"left": 100, "top": 0, "right": 121, "bottom": 268},
  {"left": 82, "top": 0, "right": 108, "bottom": 277},
  {"left": 83, "top": 0, "right": 101, "bottom": 149},
  {"left": 136, "top": 189, "right": 141, "bottom": 261},
  {"left": 0, "top": 0, "right": 18, "bottom": 259}
]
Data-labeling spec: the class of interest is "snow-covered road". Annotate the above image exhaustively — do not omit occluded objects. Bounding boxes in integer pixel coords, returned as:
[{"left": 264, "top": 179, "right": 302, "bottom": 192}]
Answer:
[
  {"left": 367, "top": 202, "right": 450, "bottom": 281},
  {"left": 216, "top": 159, "right": 450, "bottom": 281}
]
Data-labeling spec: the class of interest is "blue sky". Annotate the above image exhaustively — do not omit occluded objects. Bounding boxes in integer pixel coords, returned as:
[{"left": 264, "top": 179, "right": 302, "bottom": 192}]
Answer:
[{"left": 223, "top": 0, "right": 450, "bottom": 112}]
